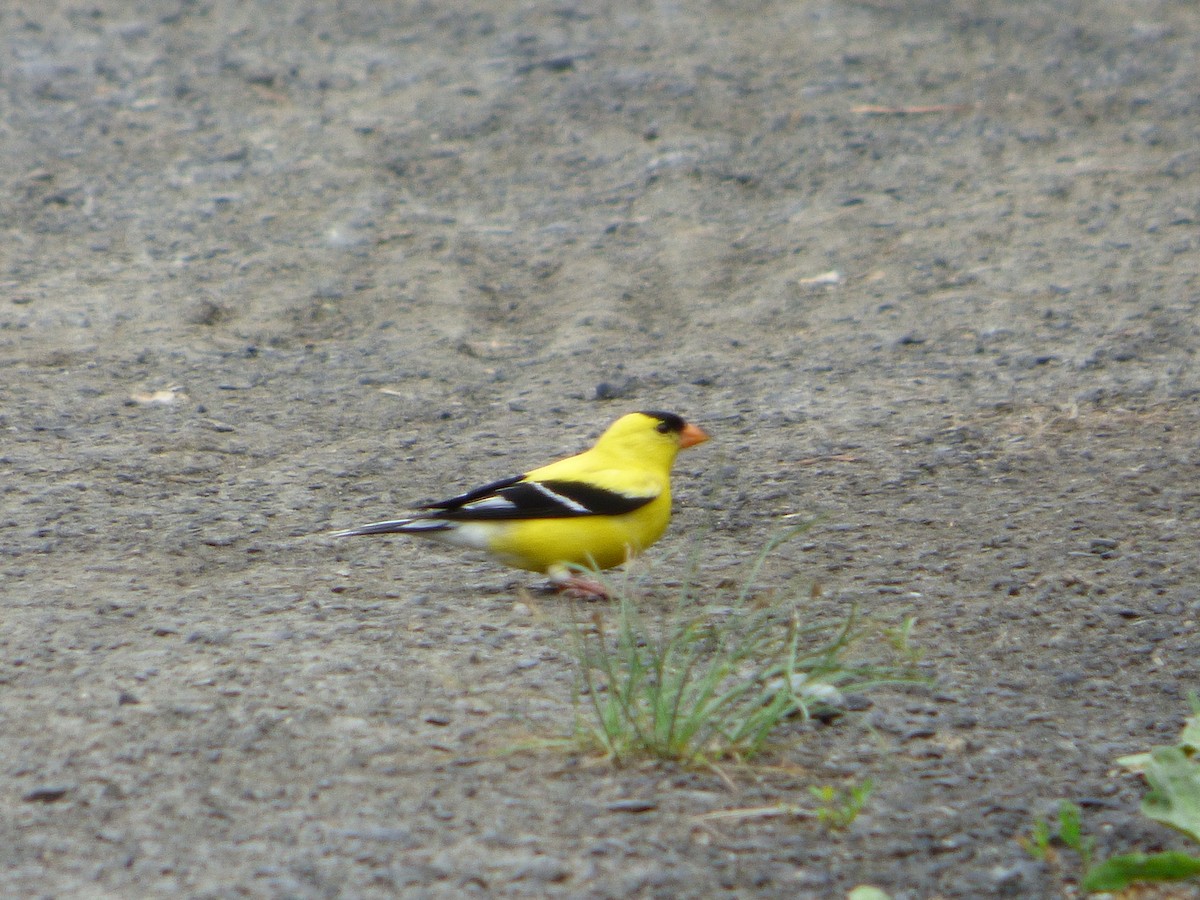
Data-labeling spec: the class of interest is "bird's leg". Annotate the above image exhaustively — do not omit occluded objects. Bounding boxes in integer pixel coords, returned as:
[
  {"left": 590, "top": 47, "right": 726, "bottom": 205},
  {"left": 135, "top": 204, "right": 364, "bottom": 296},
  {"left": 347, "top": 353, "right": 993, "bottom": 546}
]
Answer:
[
  {"left": 546, "top": 565, "right": 610, "bottom": 601},
  {"left": 555, "top": 574, "right": 610, "bottom": 601}
]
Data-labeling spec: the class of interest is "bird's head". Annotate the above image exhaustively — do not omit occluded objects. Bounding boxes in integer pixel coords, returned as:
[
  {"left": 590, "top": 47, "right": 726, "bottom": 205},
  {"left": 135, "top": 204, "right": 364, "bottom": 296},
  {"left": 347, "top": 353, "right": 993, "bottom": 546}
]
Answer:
[{"left": 594, "top": 411, "right": 710, "bottom": 464}]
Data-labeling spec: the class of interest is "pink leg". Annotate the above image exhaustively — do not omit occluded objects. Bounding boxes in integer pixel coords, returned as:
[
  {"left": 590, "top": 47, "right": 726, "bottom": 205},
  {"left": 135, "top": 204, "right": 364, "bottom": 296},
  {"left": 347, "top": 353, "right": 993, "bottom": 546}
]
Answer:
[{"left": 552, "top": 574, "right": 610, "bottom": 601}]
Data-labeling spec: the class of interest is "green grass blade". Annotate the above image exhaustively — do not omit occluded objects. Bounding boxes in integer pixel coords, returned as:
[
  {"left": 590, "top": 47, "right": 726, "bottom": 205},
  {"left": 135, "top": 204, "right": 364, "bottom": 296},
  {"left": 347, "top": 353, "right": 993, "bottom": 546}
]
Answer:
[{"left": 736, "top": 522, "right": 815, "bottom": 606}]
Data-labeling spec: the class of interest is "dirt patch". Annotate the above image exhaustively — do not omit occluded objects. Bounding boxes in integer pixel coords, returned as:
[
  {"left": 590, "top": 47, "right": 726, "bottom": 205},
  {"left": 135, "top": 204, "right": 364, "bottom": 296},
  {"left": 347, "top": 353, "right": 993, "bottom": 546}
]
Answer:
[{"left": 4, "top": 1, "right": 1200, "bottom": 896}]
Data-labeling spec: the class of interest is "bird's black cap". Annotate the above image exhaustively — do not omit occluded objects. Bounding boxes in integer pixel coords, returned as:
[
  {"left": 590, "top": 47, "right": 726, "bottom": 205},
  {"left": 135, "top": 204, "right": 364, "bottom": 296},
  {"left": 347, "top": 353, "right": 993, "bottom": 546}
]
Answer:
[{"left": 640, "top": 410, "right": 687, "bottom": 434}]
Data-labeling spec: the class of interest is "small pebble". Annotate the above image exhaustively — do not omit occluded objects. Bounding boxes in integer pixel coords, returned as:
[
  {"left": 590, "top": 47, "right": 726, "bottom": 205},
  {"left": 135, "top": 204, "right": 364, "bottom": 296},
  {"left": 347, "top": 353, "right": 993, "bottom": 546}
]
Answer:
[
  {"left": 23, "top": 785, "right": 73, "bottom": 803},
  {"left": 605, "top": 799, "right": 657, "bottom": 813},
  {"left": 510, "top": 856, "right": 571, "bottom": 883}
]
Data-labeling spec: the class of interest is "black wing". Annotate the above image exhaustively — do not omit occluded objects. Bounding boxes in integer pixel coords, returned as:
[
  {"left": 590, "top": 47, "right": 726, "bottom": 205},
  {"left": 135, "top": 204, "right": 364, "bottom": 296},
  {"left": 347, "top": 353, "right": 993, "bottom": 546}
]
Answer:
[
  {"left": 423, "top": 477, "right": 654, "bottom": 521},
  {"left": 421, "top": 474, "right": 526, "bottom": 511}
]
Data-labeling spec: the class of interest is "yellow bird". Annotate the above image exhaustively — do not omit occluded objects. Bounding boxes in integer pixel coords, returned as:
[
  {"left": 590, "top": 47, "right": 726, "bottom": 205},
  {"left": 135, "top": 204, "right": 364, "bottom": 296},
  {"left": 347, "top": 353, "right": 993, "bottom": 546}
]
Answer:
[{"left": 332, "top": 411, "right": 710, "bottom": 597}]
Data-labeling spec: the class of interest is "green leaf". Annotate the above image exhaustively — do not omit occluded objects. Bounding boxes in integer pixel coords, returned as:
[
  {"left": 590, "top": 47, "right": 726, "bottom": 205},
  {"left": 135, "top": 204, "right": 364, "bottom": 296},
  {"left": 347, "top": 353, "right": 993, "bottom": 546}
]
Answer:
[
  {"left": 1141, "top": 746, "right": 1200, "bottom": 842},
  {"left": 1057, "top": 801, "right": 1082, "bottom": 848},
  {"left": 1179, "top": 712, "right": 1200, "bottom": 754},
  {"left": 1019, "top": 817, "right": 1052, "bottom": 859},
  {"left": 1118, "top": 709, "right": 1200, "bottom": 774},
  {"left": 1082, "top": 851, "right": 1200, "bottom": 892},
  {"left": 1117, "top": 750, "right": 1152, "bottom": 773},
  {"left": 847, "top": 887, "right": 890, "bottom": 900},
  {"left": 1027, "top": 818, "right": 1051, "bottom": 858}
]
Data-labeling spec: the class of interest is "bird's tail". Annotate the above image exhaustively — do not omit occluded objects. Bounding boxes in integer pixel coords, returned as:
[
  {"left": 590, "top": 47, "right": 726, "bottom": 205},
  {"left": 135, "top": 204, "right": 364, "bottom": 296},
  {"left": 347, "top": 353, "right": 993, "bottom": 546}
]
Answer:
[{"left": 329, "top": 518, "right": 453, "bottom": 538}]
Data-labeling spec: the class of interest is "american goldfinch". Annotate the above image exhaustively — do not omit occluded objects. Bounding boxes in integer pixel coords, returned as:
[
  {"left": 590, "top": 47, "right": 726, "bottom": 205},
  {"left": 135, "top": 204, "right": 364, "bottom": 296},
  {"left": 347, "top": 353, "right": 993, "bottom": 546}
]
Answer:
[{"left": 332, "top": 411, "right": 709, "bottom": 597}]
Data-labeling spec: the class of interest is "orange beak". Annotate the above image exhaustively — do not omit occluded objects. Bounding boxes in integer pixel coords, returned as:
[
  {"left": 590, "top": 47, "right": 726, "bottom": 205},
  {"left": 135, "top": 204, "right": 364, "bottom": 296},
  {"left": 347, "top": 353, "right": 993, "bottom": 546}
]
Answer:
[{"left": 679, "top": 422, "right": 710, "bottom": 448}]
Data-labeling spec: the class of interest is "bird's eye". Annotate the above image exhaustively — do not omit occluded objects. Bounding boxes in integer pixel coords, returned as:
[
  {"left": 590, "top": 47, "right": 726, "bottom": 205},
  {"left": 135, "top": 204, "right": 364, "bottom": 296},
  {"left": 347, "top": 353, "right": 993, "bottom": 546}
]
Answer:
[{"left": 656, "top": 421, "right": 670, "bottom": 434}]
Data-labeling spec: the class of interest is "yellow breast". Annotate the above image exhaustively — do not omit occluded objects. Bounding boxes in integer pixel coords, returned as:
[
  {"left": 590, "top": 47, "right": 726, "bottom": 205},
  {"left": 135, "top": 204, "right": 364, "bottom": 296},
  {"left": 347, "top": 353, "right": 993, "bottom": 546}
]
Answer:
[{"left": 486, "top": 492, "right": 673, "bottom": 573}]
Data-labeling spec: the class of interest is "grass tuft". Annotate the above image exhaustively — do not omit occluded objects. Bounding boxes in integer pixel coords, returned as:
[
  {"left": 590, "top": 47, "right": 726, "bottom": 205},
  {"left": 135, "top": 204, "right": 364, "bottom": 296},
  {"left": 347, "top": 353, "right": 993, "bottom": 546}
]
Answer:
[{"left": 565, "top": 524, "right": 922, "bottom": 765}]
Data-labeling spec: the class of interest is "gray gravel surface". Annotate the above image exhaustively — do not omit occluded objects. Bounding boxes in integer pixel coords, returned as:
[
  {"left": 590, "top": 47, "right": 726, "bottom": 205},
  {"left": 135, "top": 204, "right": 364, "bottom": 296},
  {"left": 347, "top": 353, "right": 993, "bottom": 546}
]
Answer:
[{"left": 4, "top": 1, "right": 1200, "bottom": 897}]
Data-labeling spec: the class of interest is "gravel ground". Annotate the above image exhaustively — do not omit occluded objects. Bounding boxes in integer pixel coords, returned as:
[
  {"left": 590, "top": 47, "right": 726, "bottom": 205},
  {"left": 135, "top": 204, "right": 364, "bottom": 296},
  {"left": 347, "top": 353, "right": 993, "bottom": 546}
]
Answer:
[{"left": 4, "top": 1, "right": 1200, "bottom": 897}]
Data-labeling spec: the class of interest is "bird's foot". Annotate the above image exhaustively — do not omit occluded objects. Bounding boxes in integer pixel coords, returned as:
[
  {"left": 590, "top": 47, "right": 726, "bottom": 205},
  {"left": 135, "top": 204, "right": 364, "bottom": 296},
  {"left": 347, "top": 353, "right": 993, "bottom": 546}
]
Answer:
[{"left": 553, "top": 575, "right": 610, "bottom": 601}]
